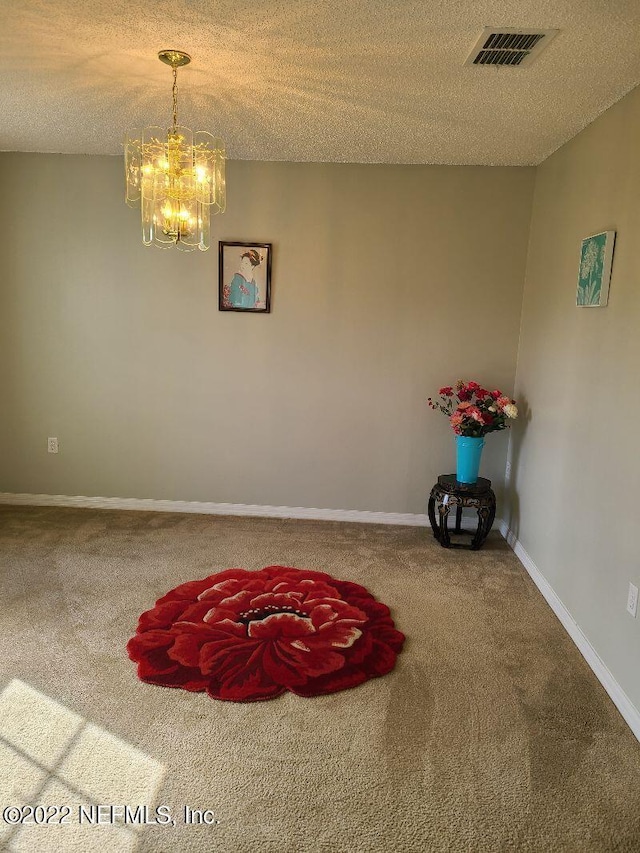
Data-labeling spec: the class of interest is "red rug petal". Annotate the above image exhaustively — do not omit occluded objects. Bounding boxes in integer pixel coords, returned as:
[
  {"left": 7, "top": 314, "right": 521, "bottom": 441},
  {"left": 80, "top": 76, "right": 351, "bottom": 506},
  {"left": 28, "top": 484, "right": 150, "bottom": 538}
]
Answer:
[{"left": 127, "top": 566, "right": 405, "bottom": 702}]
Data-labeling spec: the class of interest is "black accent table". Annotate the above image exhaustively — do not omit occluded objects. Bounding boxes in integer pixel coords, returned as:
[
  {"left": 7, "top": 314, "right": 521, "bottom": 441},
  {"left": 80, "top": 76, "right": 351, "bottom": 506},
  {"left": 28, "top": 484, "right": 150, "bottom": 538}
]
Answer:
[{"left": 428, "top": 474, "right": 496, "bottom": 550}]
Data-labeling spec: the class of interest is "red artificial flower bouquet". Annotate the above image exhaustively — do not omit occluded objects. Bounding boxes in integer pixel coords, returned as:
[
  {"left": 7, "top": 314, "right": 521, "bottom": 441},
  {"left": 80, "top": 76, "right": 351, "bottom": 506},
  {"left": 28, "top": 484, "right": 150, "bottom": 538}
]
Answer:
[{"left": 428, "top": 380, "right": 518, "bottom": 437}]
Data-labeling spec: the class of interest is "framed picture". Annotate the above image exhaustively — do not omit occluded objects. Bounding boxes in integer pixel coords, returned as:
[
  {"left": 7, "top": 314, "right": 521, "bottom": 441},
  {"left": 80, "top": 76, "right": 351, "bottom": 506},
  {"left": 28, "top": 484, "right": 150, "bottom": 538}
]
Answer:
[
  {"left": 576, "top": 231, "right": 615, "bottom": 307},
  {"left": 219, "top": 241, "right": 272, "bottom": 313}
]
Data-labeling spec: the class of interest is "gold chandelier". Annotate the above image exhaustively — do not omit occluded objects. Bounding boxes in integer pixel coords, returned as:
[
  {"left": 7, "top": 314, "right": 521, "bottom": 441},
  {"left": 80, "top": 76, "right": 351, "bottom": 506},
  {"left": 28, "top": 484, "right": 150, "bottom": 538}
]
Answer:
[{"left": 124, "top": 50, "right": 226, "bottom": 252}]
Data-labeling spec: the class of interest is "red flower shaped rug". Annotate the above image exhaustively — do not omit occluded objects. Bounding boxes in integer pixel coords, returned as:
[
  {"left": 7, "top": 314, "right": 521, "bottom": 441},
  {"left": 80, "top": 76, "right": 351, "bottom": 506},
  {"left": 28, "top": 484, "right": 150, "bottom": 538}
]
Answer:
[{"left": 127, "top": 566, "right": 405, "bottom": 702}]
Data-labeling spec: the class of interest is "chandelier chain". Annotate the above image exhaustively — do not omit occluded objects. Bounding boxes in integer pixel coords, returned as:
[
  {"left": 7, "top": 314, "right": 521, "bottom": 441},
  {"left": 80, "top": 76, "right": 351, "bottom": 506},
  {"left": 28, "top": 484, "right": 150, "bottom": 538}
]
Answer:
[{"left": 172, "top": 66, "right": 178, "bottom": 129}]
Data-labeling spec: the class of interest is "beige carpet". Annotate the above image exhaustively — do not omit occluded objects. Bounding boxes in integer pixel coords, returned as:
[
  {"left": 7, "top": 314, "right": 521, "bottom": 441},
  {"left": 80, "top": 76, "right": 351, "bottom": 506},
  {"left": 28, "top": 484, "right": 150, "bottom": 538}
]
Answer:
[{"left": 1, "top": 505, "right": 639, "bottom": 853}]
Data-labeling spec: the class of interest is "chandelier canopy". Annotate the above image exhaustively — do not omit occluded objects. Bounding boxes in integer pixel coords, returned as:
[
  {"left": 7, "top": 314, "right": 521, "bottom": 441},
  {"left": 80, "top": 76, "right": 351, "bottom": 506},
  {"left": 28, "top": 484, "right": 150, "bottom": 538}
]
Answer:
[{"left": 124, "top": 50, "right": 226, "bottom": 252}]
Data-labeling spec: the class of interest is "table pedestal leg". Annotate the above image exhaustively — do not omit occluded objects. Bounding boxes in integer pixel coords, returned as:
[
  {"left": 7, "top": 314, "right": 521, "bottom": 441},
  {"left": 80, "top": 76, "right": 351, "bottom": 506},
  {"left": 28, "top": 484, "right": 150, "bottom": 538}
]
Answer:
[
  {"left": 438, "top": 504, "right": 451, "bottom": 547},
  {"left": 427, "top": 494, "right": 439, "bottom": 541},
  {"left": 471, "top": 506, "right": 491, "bottom": 550}
]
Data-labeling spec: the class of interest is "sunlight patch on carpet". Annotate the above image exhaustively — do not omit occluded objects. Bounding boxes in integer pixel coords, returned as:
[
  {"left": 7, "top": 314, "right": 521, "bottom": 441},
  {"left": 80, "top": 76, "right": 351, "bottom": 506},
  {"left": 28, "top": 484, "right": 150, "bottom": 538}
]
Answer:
[{"left": 0, "top": 679, "right": 164, "bottom": 851}]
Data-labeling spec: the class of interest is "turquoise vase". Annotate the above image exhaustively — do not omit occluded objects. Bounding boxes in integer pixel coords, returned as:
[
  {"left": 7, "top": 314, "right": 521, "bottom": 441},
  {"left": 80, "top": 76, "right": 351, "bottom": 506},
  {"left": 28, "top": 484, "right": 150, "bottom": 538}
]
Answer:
[{"left": 455, "top": 435, "right": 485, "bottom": 484}]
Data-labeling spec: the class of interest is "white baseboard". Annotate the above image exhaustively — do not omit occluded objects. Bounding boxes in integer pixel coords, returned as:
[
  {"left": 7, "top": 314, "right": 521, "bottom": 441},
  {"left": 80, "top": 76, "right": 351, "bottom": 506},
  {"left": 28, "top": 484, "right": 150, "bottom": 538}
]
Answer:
[
  {"left": 499, "top": 520, "right": 640, "bottom": 743},
  {"left": 0, "top": 491, "right": 431, "bottom": 527},
  {"left": 0, "top": 491, "right": 506, "bottom": 530}
]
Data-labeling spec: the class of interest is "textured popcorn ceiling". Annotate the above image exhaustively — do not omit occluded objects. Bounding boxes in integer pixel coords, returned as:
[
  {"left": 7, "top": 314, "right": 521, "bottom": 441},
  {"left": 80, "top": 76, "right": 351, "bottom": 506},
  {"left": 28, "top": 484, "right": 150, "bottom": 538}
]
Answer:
[{"left": 1, "top": 0, "right": 640, "bottom": 165}]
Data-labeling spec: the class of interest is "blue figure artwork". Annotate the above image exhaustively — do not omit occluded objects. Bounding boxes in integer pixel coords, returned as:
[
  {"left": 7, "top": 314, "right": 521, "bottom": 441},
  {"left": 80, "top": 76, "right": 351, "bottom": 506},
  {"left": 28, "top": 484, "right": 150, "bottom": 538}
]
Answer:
[{"left": 225, "top": 248, "right": 263, "bottom": 309}]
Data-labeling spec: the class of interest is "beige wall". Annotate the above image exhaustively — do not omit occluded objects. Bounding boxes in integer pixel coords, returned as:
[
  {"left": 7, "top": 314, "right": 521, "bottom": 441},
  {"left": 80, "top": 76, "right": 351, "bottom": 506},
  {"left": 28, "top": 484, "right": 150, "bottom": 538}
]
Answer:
[
  {"left": 0, "top": 155, "right": 534, "bottom": 512},
  {"left": 508, "top": 85, "right": 640, "bottom": 710}
]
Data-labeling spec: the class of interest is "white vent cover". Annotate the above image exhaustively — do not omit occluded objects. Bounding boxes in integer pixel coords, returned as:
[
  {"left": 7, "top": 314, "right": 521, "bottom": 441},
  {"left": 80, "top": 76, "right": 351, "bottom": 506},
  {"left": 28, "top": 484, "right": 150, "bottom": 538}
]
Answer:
[{"left": 465, "top": 27, "right": 559, "bottom": 67}]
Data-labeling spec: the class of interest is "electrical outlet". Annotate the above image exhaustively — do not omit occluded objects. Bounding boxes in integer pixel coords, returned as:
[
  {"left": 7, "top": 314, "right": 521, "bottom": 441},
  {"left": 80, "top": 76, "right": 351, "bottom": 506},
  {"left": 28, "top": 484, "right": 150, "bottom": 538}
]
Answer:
[
  {"left": 47, "top": 437, "right": 59, "bottom": 454},
  {"left": 627, "top": 583, "right": 638, "bottom": 618}
]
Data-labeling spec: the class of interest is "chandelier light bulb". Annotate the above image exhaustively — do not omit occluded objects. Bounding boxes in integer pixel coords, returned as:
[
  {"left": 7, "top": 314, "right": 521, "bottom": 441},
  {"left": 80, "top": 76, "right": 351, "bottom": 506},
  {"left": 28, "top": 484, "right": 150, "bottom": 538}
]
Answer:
[{"left": 124, "top": 50, "right": 226, "bottom": 252}]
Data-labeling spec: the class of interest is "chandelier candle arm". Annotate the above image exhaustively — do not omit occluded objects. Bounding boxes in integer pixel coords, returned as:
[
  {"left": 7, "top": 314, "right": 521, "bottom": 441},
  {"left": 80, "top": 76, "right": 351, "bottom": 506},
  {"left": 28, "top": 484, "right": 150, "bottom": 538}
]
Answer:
[{"left": 124, "top": 49, "right": 226, "bottom": 252}]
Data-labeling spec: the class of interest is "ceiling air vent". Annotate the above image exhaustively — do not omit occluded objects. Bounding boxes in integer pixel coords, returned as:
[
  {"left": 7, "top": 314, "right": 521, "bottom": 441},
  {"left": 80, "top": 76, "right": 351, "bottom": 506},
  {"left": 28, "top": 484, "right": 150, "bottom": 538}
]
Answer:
[{"left": 465, "top": 27, "right": 559, "bottom": 67}]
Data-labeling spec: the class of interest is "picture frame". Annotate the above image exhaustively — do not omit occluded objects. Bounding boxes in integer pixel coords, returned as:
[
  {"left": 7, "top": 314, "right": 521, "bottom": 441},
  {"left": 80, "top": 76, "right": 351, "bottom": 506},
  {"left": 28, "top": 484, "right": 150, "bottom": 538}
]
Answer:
[
  {"left": 576, "top": 230, "right": 616, "bottom": 307},
  {"left": 219, "top": 241, "right": 272, "bottom": 313}
]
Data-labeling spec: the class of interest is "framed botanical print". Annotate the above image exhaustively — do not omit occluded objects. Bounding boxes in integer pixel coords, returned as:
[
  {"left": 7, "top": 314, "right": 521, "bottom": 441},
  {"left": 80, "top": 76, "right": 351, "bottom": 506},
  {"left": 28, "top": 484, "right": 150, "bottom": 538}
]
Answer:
[
  {"left": 219, "top": 241, "right": 272, "bottom": 313},
  {"left": 576, "top": 231, "right": 615, "bottom": 307}
]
